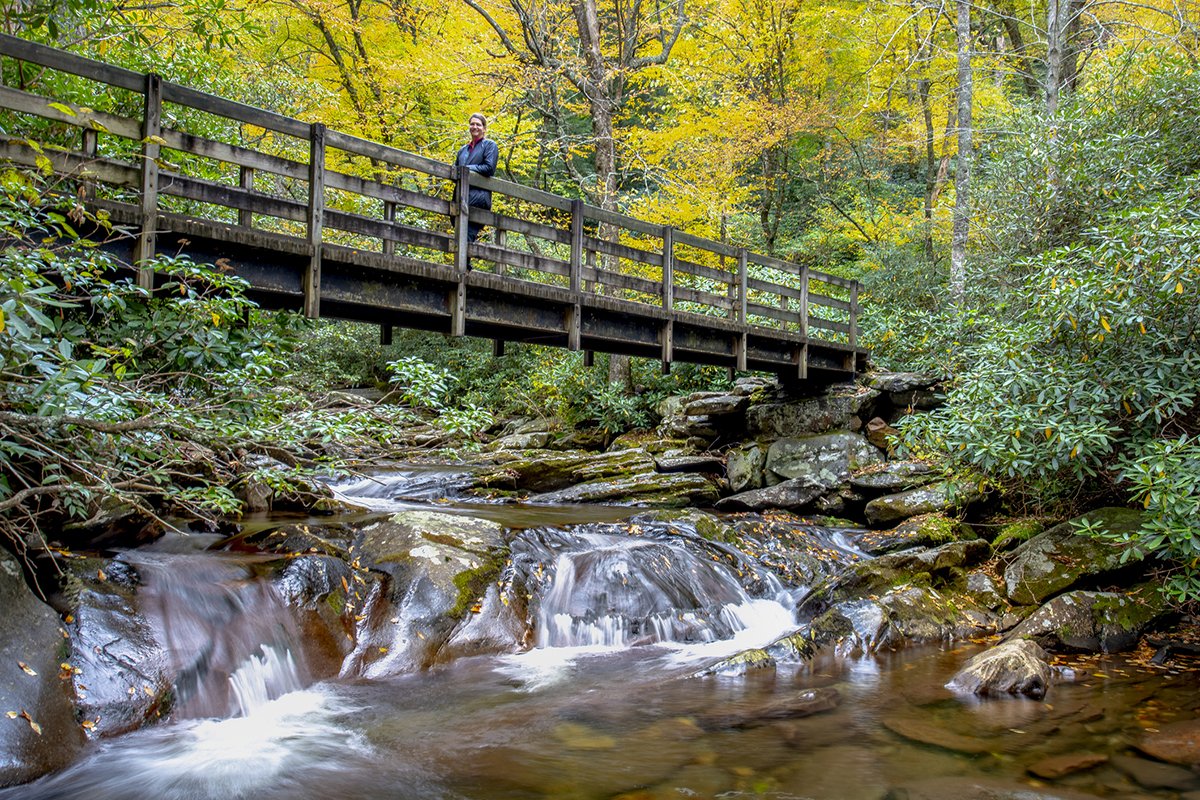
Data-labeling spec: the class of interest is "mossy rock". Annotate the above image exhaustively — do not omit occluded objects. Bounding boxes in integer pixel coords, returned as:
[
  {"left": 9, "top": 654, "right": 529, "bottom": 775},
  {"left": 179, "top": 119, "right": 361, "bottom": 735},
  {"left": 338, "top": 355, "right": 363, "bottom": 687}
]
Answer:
[
  {"left": 474, "top": 448, "right": 655, "bottom": 493},
  {"left": 529, "top": 471, "right": 719, "bottom": 508},
  {"left": 991, "top": 518, "right": 1046, "bottom": 551},
  {"left": 856, "top": 513, "right": 971, "bottom": 555},
  {"left": 820, "top": 539, "right": 991, "bottom": 603},
  {"left": 1003, "top": 507, "right": 1145, "bottom": 606},
  {"left": 1006, "top": 585, "right": 1166, "bottom": 653}
]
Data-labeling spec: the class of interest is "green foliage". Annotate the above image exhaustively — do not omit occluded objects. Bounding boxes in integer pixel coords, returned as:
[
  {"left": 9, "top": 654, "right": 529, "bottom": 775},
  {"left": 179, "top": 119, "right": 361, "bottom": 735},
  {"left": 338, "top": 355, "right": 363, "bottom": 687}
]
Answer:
[{"left": 897, "top": 57, "right": 1200, "bottom": 603}]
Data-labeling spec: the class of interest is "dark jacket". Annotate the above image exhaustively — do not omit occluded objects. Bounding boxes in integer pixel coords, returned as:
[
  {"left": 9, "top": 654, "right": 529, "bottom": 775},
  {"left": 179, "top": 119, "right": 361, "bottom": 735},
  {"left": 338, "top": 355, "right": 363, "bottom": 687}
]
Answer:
[{"left": 454, "top": 137, "right": 499, "bottom": 210}]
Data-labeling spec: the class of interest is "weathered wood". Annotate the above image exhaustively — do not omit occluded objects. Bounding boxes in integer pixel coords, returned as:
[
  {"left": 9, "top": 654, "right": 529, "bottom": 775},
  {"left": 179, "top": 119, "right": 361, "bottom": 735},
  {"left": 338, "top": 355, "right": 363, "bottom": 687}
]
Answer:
[
  {"left": 471, "top": 242, "right": 569, "bottom": 278},
  {"left": 475, "top": 209, "right": 570, "bottom": 247},
  {"left": 324, "top": 128, "right": 454, "bottom": 180},
  {"left": 454, "top": 165, "right": 470, "bottom": 275},
  {"left": 492, "top": 339, "right": 505, "bottom": 357},
  {"left": 238, "top": 166, "right": 254, "bottom": 228},
  {"left": 0, "top": 84, "right": 142, "bottom": 140},
  {"left": 570, "top": 199, "right": 584, "bottom": 294},
  {"left": 474, "top": 173, "right": 572, "bottom": 213},
  {"left": 303, "top": 122, "right": 326, "bottom": 318},
  {"left": 673, "top": 255, "right": 732, "bottom": 285},
  {"left": 0, "top": 32, "right": 143, "bottom": 91},
  {"left": 674, "top": 285, "right": 732, "bottom": 312},
  {"left": 662, "top": 226, "right": 674, "bottom": 313},
  {"left": 161, "top": 82, "right": 309, "bottom": 139},
  {"left": 382, "top": 200, "right": 395, "bottom": 255},
  {"left": 381, "top": 324, "right": 393, "bottom": 346},
  {"left": 323, "top": 207, "right": 453, "bottom": 253},
  {"left": 135, "top": 73, "right": 161, "bottom": 290},
  {"left": 80, "top": 126, "right": 98, "bottom": 202},
  {"left": 737, "top": 249, "right": 749, "bottom": 325},
  {"left": 160, "top": 128, "right": 309, "bottom": 181},
  {"left": 584, "top": 268, "right": 658, "bottom": 295},
  {"left": 674, "top": 229, "right": 740, "bottom": 259},
  {"left": 849, "top": 282, "right": 859, "bottom": 350},
  {"left": 583, "top": 202, "right": 662, "bottom": 237},
  {"left": 324, "top": 169, "right": 451, "bottom": 217},
  {"left": 581, "top": 232, "right": 663, "bottom": 267},
  {"left": 799, "top": 267, "right": 810, "bottom": 341}
]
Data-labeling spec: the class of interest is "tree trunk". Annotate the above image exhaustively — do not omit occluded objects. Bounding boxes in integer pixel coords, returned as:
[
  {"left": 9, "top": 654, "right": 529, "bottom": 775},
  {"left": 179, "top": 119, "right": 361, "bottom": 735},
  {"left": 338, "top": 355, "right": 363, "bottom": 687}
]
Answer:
[
  {"left": 951, "top": 0, "right": 972, "bottom": 301},
  {"left": 918, "top": 78, "right": 936, "bottom": 266}
]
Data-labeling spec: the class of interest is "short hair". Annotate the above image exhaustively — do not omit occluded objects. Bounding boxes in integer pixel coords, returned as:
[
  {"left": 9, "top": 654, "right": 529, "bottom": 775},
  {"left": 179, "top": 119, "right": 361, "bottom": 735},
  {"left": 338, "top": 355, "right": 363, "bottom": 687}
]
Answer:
[{"left": 469, "top": 112, "right": 487, "bottom": 127}]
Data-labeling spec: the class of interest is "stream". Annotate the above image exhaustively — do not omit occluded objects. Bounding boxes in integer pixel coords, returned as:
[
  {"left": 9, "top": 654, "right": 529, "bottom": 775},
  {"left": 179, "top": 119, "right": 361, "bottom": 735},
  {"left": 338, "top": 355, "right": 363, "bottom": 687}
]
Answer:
[{"left": 6, "top": 468, "right": 1198, "bottom": 800}]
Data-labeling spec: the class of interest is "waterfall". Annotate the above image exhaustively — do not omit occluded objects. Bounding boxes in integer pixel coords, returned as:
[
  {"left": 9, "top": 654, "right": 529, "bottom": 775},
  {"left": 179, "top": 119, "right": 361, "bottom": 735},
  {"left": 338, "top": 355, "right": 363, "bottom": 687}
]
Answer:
[{"left": 515, "top": 527, "right": 795, "bottom": 650}]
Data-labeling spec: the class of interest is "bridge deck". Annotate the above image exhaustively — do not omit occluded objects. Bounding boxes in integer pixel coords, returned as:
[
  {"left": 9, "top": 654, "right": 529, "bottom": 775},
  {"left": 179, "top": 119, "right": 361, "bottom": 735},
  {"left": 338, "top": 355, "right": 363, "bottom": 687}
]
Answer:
[{"left": 0, "top": 34, "right": 867, "bottom": 381}]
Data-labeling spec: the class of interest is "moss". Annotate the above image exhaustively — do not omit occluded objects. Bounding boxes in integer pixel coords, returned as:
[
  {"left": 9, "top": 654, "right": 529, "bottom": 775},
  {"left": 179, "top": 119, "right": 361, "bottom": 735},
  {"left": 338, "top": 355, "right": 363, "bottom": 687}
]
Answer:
[
  {"left": 325, "top": 589, "right": 346, "bottom": 616},
  {"left": 992, "top": 519, "right": 1045, "bottom": 551},
  {"left": 449, "top": 554, "right": 507, "bottom": 620},
  {"left": 911, "top": 514, "right": 964, "bottom": 544},
  {"left": 1090, "top": 587, "right": 1163, "bottom": 630}
]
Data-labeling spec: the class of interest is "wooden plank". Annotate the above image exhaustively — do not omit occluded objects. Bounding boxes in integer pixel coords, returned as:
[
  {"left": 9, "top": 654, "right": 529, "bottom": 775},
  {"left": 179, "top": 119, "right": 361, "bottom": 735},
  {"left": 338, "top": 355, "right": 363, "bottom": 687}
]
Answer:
[
  {"left": 471, "top": 242, "right": 569, "bottom": 277},
  {"left": 737, "top": 248, "right": 748, "bottom": 325},
  {"left": 585, "top": 268, "right": 659, "bottom": 295},
  {"left": 568, "top": 303, "right": 581, "bottom": 351},
  {"left": 473, "top": 173, "right": 572, "bottom": 212},
  {"left": 799, "top": 266, "right": 810, "bottom": 341},
  {"left": 808, "top": 294, "right": 852, "bottom": 312},
  {"left": 849, "top": 283, "right": 860, "bottom": 350},
  {"left": 382, "top": 200, "right": 396, "bottom": 256},
  {"left": 238, "top": 166, "right": 254, "bottom": 228},
  {"left": 582, "top": 233, "right": 663, "bottom": 267},
  {"left": 582, "top": 203, "right": 662, "bottom": 237},
  {"left": 0, "top": 141, "right": 140, "bottom": 187},
  {"left": 135, "top": 73, "right": 161, "bottom": 289},
  {"left": 746, "top": 250, "right": 801, "bottom": 274},
  {"left": 492, "top": 339, "right": 505, "bottom": 357},
  {"left": 746, "top": 276, "right": 804, "bottom": 300},
  {"left": 662, "top": 226, "right": 674, "bottom": 312},
  {"left": 0, "top": 33, "right": 144, "bottom": 91},
  {"left": 673, "top": 229, "right": 739, "bottom": 258},
  {"left": 673, "top": 255, "right": 732, "bottom": 284},
  {"left": 810, "top": 317, "right": 852, "bottom": 335},
  {"left": 162, "top": 174, "right": 307, "bottom": 222},
  {"left": 161, "top": 82, "right": 309, "bottom": 138},
  {"left": 569, "top": 199, "right": 583, "bottom": 294},
  {"left": 807, "top": 267, "right": 858, "bottom": 289},
  {"left": 746, "top": 302, "right": 797, "bottom": 324},
  {"left": 454, "top": 164, "right": 469, "bottom": 275},
  {"left": 675, "top": 285, "right": 732, "bottom": 310},
  {"left": 160, "top": 128, "right": 309, "bottom": 181},
  {"left": 324, "top": 128, "right": 454, "bottom": 180},
  {"left": 324, "top": 169, "right": 451, "bottom": 216},
  {"left": 323, "top": 208, "right": 453, "bottom": 252},
  {"left": 0, "top": 85, "right": 142, "bottom": 140},
  {"left": 304, "top": 123, "right": 325, "bottom": 318},
  {"left": 472, "top": 208, "right": 569, "bottom": 246},
  {"left": 381, "top": 324, "right": 393, "bottom": 346}
]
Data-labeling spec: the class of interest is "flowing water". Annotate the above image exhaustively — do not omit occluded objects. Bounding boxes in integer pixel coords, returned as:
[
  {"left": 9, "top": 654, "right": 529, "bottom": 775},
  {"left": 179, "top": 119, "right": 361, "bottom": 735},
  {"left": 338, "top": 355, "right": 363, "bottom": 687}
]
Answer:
[{"left": 7, "top": 468, "right": 1199, "bottom": 800}]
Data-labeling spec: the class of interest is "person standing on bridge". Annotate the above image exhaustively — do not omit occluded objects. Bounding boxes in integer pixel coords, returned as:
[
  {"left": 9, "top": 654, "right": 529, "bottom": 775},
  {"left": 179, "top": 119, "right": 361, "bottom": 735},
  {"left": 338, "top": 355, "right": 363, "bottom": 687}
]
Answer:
[{"left": 454, "top": 112, "right": 499, "bottom": 243}]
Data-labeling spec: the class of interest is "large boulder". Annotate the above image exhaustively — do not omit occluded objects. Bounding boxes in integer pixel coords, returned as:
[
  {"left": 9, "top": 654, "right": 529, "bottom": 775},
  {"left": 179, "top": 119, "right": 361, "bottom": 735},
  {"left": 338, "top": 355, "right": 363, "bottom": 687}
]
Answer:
[
  {"left": 0, "top": 550, "right": 84, "bottom": 787},
  {"left": 58, "top": 559, "right": 173, "bottom": 738},
  {"left": 849, "top": 461, "right": 935, "bottom": 493},
  {"left": 763, "top": 432, "right": 885, "bottom": 489},
  {"left": 864, "top": 481, "right": 984, "bottom": 527},
  {"left": 1134, "top": 719, "right": 1200, "bottom": 766},
  {"left": 341, "top": 512, "right": 519, "bottom": 678},
  {"left": 810, "top": 586, "right": 996, "bottom": 652},
  {"left": 474, "top": 448, "right": 654, "bottom": 493},
  {"left": 746, "top": 382, "right": 879, "bottom": 439},
  {"left": 714, "top": 478, "right": 826, "bottom": 512},
  {"left": 855, "top": 513, "right": 972, "bottom": 555},
  {"left": 529, "top": 471, "right": 719, "bottom": 507},
  {"left": 945, "top": 639, "right": 1054, "bottom": 699},
  {"left": 821, "top": 539, "right": 991, "bottom": 601},
  {"left": 1003, "top": 508, "right": 1144, "bottom": 606},
  {"left": 726, "top": 442, "right": 767, "bottom": 493},
  {"left": 1006, "top": 588, "right": 1166, "bottom": 653}
]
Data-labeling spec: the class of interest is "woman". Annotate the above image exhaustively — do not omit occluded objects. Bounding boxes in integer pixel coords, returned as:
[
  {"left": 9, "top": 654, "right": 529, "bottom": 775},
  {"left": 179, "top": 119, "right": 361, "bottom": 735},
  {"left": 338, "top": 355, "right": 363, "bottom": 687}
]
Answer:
[{"left": 454, "top": 112, "right": 499, "bottom": 243}]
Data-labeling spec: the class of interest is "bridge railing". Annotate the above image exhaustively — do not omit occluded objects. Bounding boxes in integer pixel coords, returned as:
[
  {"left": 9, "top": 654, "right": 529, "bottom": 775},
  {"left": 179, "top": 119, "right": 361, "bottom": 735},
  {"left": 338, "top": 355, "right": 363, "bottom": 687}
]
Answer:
[{"left": 0, "top": 33, "right": 860, "bottom": 354}]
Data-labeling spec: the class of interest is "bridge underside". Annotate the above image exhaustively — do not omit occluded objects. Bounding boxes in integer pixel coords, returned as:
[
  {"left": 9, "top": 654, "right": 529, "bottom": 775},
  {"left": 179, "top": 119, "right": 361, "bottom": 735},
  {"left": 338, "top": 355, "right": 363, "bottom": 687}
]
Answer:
[{"left": 104, "top": 212, "right": 867, "bottom": 383}]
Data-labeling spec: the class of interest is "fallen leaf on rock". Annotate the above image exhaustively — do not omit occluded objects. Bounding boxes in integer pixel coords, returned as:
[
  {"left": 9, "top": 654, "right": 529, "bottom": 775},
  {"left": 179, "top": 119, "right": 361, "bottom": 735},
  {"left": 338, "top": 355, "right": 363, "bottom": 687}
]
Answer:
[{"left": 18, "top": 661, "right": 36, "bottom": 677}]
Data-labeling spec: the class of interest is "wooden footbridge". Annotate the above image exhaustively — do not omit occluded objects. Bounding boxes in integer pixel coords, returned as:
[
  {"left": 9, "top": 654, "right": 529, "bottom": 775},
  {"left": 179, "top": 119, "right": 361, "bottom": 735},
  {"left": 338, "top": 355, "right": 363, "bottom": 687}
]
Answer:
[{"left": 0, "top": 35, "right": 867, "bottom": 381}]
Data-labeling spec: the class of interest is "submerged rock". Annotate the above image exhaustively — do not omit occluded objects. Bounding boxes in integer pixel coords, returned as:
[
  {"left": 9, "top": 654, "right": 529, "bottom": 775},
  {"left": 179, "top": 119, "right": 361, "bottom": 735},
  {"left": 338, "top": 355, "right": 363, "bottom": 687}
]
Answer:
[
  {"left": 0, "top": 551, "right": 84, "bottom": 787},
  {"left": 1003, "top": 508, "right": 1145, "bottom": 606},
  {"left": 881, "top": 775, "right": 1109, "bottom": 799},
  {"left": 945, "top": 639, "right": 1053, "bottom": 699},
  {"left": 1006, "top": 588, "right": 1165, "bottom": 653},
  {"left": 1134, "top": 719, "right": 1200, "bottom": 766},
  {"left": 697, "top": 687, "right": 840, "bottom": 728}
]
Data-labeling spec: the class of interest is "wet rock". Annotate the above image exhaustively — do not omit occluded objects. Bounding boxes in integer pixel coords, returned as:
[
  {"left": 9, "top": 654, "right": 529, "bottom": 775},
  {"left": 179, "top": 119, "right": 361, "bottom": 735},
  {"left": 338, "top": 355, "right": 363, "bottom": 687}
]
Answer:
[
  {"left": 945, "top": 639, "right": 1052, "bottom": 699},
  {"left": 691, "top": 631, "right": 816, "bottom": 677},
  {"left": 864, "top": 481, "right": 984, "bottom": 527},
  {"left": 342, "top": 511, "right": 511, "bottom": 677},
  {"left": 825, "top": 539, "right": 991, "bottom": 600},
  {"left": 476, "top": 448, "right": 655, "bottom": 493},
  {"left": 855, "top": 514, "right": 971, "bottom": 555},
  {"left": 714, "top": 477, "right": 826, "bottom": 512},
  {"left": 764, "top": 432, "right": 885, "bottom": 489},
  {"left": 723, "top": 514, "right": 862, "bottom": 590},
  {"left": 726, "top": 442, "right": 767, "bottom": 493},
  {"left": 1003, "top": 508, "right": 1145, "bottom": 606},
  {"left": 554, "top": 427, "right": 609, "bottom": 451},
  {"left": 849, "top": 461, "right": 936, "bottom": 493},
  {"left": 653, "top": 454, "right": 724, "bottom": 474},
  {"left": 746, "top": 382, "right": 879, "bottom": 439},
  {"left": 1111, "top": 754, "right": 1200, "bottom": 790},
  {"left": 881, "top": 715, "right": 995, "bottom": 755},
  {"left": 238, "top": 522, "right": 352, "bottom": 559},
  {"left": 1134, "top": 719, "right": 1200, "bottom": 766},
  {"left": 882, "top": 775, "right": 1109, "bottom": 799},
  {"left": 0, "top": 550, "right": 84, "bottom": 787},
  {"left": 530, "top": 471, "right": 719, "bottom": 507},
  {"left": 59, "top": 498, "right": 163, "bottom": 550},
  {"left": 1006, "top": 588, "right": 1165, "bottom": 653},
  {"left": 1027, "top": 752, "right": 1108, "bottom": 779},
  {"left": 436, "top": 579, "right": 530, "bottom": 663},
  {"left": 697, "top": 687, "right": 840, "bottom": 728},
  {"left": 811, "top": 586, "right": 996, "bottom": 652},
  {"left": 965, "top": 570, "right": 1006, "bottom": 610},
  {"left": 62, "top": 559, "right": 173, "bottom": 738},
  {"left": 232, "top": 453, "right": 343, "bottom": 514}
]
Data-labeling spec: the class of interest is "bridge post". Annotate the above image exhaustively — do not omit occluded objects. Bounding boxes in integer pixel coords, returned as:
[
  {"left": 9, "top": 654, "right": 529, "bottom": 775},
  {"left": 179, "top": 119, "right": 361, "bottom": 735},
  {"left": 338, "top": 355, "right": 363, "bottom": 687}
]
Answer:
[
  {"left": 736, "top": 248, "right": 748, "bottom": 372},
  {"left": 451, "top": 165, "right": 470, "bottom": 336},
  {"left": 239, "top": 167, "right": 255, "bottom": 228},
  {"left": 846, "top": 281, "right": 859, "bottom": 371},
  {"left": 661, "top": 225, "right": 674, "bottom": 374},
  {"left": 303, "top": 122, "right": 326, "bottom": 319},
  {"left": 134, "top": 73, "right": 162, "bottom": 291},
  {"left": 80, "top": 127, "right": 97, "bottom": 203},
  {"left": 567, "top": 199, "right": 583, "bottom": 350},
  {"left": 798, "top": 264, "right": 810, "bottom": 380},
  {"left": 382, "top": 200, "right": 395, "bottom": 256}
]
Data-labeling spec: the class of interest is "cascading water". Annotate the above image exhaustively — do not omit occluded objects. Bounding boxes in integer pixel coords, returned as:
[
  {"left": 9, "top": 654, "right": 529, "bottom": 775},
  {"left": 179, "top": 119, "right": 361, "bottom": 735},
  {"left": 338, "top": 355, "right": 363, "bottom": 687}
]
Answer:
[
  {"left": 511, "top": 524, "right": 802, "bottom": 651},
  {"left": 126, "top": 549, "right": 312, "bottom": 718}
]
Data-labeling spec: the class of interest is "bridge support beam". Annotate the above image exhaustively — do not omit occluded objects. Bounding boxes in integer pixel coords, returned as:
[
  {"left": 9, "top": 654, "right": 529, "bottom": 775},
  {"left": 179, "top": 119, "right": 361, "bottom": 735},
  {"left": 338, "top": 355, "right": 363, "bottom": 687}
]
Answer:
[
  {"left": 381, "top": 324, "right": 393, "bottom": 346},
  {"left": 134, "top": 73, "right": 161, "bottom": 290},
  {"left": 303, "top": 122, "right": 326, "bottom": 319}
]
